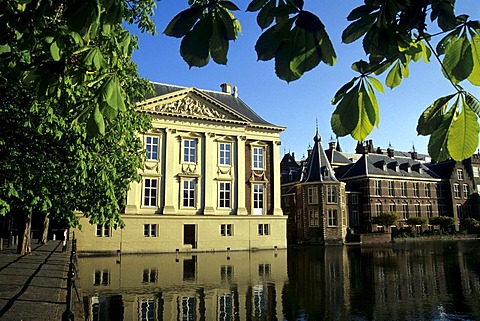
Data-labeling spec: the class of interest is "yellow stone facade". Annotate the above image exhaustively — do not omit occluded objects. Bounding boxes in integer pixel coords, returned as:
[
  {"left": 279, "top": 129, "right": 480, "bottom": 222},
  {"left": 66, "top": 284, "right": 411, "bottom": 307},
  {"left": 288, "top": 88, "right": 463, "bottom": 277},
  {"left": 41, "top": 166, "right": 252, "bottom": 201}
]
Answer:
[{"left": 75, "top": 83, "right": 287, "bottom": 253}]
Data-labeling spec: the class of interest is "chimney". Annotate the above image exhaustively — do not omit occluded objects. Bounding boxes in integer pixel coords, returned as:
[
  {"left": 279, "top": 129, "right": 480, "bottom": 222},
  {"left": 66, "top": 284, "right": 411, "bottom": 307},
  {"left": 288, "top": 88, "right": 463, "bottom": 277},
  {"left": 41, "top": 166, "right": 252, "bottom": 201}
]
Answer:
[
  {"left": 387, "top": 142, "right": 394, "bottom": 158},
  {"left": 220, "top": 83, "right": 232, "bottom": 94}
]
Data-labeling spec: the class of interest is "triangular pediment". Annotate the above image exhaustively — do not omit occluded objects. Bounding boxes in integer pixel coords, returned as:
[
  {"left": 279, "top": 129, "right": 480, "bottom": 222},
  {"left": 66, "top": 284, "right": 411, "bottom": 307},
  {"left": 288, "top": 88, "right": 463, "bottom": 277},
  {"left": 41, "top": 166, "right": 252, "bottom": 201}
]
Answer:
[{"left": 137, "top": 88, "right": 250, "bottom": 123}]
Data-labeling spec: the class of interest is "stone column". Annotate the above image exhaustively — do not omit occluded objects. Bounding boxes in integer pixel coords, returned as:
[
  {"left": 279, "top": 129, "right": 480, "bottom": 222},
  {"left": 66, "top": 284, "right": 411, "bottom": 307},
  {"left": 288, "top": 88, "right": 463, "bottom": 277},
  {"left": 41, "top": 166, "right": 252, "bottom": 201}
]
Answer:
[
  {"left": 236, "top": 136, "right": 247, "bottom": 215},
  {"left": 203, "top": 132, "right": 216, "bottom": 214},
  {"left": 272, "top": 140, "right": 283, "bottom": 215},
  {"left": 163, "top": 128, "right": 177, "bottom": 213}
]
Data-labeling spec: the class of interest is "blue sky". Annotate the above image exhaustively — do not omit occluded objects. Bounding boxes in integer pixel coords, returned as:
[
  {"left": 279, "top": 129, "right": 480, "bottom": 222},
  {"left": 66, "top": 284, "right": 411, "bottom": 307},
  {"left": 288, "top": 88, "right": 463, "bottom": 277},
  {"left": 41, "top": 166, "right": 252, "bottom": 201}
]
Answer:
[{"left": 130, "top": 0, "right": 480, "bottom": 158}]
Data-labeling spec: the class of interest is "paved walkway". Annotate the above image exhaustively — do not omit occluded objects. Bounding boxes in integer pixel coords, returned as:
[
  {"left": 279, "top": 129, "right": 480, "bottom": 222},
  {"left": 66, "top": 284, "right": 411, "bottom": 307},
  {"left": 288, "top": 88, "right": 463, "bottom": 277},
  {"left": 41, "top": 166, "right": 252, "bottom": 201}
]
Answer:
[{"left": 0, "top": 240, "right": 83, "bottom": 321}]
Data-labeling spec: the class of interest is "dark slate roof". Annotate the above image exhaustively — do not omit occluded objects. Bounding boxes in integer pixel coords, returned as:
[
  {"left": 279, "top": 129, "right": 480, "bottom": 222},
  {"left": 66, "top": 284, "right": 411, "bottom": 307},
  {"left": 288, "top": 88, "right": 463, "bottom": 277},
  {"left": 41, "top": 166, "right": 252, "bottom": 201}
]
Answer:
[
  {"left": 149, "top": 82, "right": 275, "bottom": 126},
  {"left": 325, "top": 148, "right": 353, "bottom": 166},
  {"left": 303, "top": 132, "right": 338, "bottom": 182},
  {"left": 339, "top": 153, "right": 440, "bottom": 180},
  {"left": 425, "top": 160, "right": 455, "bottom": 179}
]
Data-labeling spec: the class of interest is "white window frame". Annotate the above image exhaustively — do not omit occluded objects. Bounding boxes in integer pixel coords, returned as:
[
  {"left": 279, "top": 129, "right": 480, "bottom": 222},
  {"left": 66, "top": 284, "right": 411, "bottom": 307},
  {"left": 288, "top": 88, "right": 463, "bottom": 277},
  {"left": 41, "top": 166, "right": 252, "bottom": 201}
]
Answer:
[
  {"left": 218, "top": 182, "right": 231, "bottom": 209},
  {"left": 388, "top": 181, "right": 395, "bottom": 196},
  {"left": 457, "top": 169, "right": 464, "bottom": 180},
  {"left": 327, "top": 186, "right": 337, "bottom": 204},
  {"left": 414, "top": 203, "right": 421, "bottom": 217},
  {"left": 389, "top": 203, "right": 396, "bottom": 212},
  {"left": 401, "top": 181, "right": 407, "bottom": 197},
  {"left": 309, "top": 209, "right": 319, "bottom": 227},
  {"left": 94, "top": 269, "right": 110, "bottom": 286},
  {"left": 425, "top": 183, "right": 431, "bottom": 198},
  {"left": 454, "top": 183, "right": 460, "bottom": 198},
  {"left": 144, "top": 224, "right": 158, "bottom": 237},
  {"left": 219, "top": 142, "right": 231, "bottom": 166},
  {"left": 145, "top": 135, "right": 159, "bottom": 161},
  {"left": 307, "top": 186, "right": 318, "bottom": 204},
  {"left": 258, "top": 223, "right": 270, "bottom": 235},
  {"left": 95, "top": 225, "right": 111, "bottom": 237},
  {"left": 374, "top": 180, "right": 381, "bottom": 196},
  {"left": 463, "top": 184, "right": 469, "bottom": 198},
  {"left": 220, "top": 224, "right": 233, "bottom": 236},
  {"left": 426, "top": 204, "right": 433, "bottom": 218},
  {"left": 182, "top": 179, "right": 196, "bottom": 208},
  {"left": 413, "top": 182, "right": 420, "bottom": 197},
  {"left": 252, "top": 147, "right": 264, "bottom": 170},
  {"left": 253, "top": 183, "right": 264, "bottom": 215},
  {"left": 402, "top": 203, "right": 409, "bottom": 220},
  {"left": 143, "top": 178, "right": 158, "bottom": 207},
  {"left": 327, "top": 209, "right": 338, "bottom": 227},
  {"left": 183, "top": 139, "right": 197, "bottom": 163}
]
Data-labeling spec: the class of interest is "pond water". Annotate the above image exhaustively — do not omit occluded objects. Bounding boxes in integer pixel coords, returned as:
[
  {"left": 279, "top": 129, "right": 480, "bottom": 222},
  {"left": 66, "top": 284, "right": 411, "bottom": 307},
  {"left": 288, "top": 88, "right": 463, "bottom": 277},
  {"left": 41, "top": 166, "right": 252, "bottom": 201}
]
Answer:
[{"left": 78, "top": 240, "right": 480, "bottom": 320}]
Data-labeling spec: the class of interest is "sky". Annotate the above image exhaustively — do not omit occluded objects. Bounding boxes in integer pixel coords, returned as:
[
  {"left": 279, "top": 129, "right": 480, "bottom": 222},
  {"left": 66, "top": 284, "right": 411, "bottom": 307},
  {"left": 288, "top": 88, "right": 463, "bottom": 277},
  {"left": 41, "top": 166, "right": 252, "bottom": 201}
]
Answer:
[{"left": 130, "top": 0, "right": 480, "bottom": 159}]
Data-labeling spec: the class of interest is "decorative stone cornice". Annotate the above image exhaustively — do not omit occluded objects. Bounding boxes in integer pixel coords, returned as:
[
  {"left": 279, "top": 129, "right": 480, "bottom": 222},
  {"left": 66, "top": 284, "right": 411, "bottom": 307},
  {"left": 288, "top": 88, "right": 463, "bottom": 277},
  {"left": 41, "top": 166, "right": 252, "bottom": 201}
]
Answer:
[{"left": 154, "top": 96, "right": 227, "bottom": 119}]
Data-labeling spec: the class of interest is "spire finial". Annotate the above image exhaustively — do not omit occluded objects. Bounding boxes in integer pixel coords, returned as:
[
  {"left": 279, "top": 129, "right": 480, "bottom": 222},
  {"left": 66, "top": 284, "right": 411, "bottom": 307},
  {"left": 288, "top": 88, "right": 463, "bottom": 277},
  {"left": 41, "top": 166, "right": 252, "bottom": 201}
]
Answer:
[{"left": 315, "top": 118, "right": 319, "bottom": 135}]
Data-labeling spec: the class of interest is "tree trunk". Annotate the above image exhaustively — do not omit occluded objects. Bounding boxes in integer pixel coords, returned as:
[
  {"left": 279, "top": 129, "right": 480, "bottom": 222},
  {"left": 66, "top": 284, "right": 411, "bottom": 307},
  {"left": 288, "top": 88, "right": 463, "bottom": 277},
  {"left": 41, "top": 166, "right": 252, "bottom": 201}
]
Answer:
[
  {"left": 17, "top": 212, "right": 32, "bottom": 255},
  {"left": 40, "top": 213, "right": 49, "bottom": 244}
]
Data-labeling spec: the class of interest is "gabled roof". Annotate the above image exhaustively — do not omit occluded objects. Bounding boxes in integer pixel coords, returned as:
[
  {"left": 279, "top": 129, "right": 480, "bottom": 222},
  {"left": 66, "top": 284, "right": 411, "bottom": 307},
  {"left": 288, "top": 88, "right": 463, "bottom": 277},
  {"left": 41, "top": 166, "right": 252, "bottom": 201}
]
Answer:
[
  {"left": 303, "top": 132, "right": 338, "bottom": 182},
  {"left": 325, "top": 148, "right": 353, "bottom": 166},
  {"left": 339, "top": 153, "right": 440, "bottom": 180},
  {"left": 139, "top": 82, "right": 283, "bottom": 130},
  {"left": 425, "top": 160, "right": 456, "bottom": 179}
]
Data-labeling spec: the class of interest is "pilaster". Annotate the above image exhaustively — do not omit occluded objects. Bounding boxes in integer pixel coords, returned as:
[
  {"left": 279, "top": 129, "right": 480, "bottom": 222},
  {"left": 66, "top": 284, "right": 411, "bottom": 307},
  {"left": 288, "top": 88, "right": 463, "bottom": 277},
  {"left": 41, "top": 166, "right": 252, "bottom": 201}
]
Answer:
[
  {"left": 236, "top": 136, "right": 247, "bottom": 215},
  {"left": 272, "top": 140, "right": 283, "bottom": 215}
]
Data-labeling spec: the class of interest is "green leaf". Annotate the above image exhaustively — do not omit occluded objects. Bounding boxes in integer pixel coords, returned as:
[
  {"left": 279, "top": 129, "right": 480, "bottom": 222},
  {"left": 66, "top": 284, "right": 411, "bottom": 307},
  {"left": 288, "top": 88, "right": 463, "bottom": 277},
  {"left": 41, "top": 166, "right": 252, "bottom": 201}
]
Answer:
[
  {"left": 332, "top": 84, "right": 360, "bottom": 134},
  {"left": 417, "top": 94, "right": 456, "bottom": 136},
  {"left": 247, "top": 0, "right": 269, "bottom": 12},
  {"left": 468, "top": 34, "right": 480, "bottom": 85},
  {"left": 219, "top": 1, "right": 240, "bottom": 11},
  {"left": 101, "top": 76, "right": 126, "bottom": 112},
  {"left": 330, "top": 111, "right": 349, "bottom": 137},
  {"left": 367, "top": 75, "right": 384, "bottom": 94},
  {"left": 180, "top": 14, "right": 213, "bottom": 67},
  {"left": 352, "top": 86, "right": 375, "bottom": 141},
  {"left": 84, "top": 47, "right": 108, "bottom": 70},
  {"left": 216, "top": 6, "right": 237, "bottom": 40},
  {"left": 331, "top": 78, "right": 357, "bottom": 105},
  {"left": 87, "top": 105, "right": 105, "bottom": 136},
  {"left": 257, "top": 0, "right": 275, "bottom": 29},
  {"left": 428, "top": 108, "right": 454, "bottom": 162},
  {"left": 347, "top": 4, "right": 376, "bottom": 21},
  {"left": 50, "top": 41, "right": 61, "bottom": 61},
  {"left": 385, "top": 61, "right": 402, "bottom": 89},
  {"left": 365, "top": 81, "right": 380, "bottom": 127},
  {"left": 465, "top": 92, "right": 480, "bottom": 116},
  {"left": 255, "top": 18, "right": 294, "bottom": 61},
  {"left": 443, "top": 35, "right": 473, "bottom": 83},
  {"left": 164, "top": 6, "right": 205, "bottom": 38},
  {"left": 447, "top": 98, "right": 479, "bottom": 160},
  {"left": 342, "top": 13, "right": 376, "bottom": 44},
  {"left": 210, "top": 15, "right": 229, "bottom": 64}
]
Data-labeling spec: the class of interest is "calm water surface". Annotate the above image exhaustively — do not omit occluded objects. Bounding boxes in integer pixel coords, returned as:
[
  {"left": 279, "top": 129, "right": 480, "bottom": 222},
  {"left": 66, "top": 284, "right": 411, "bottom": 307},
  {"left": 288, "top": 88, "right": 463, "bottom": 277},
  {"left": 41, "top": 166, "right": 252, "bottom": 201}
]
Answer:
[{"left": 78, "top": 240, "right": 480, "bottom": 320}]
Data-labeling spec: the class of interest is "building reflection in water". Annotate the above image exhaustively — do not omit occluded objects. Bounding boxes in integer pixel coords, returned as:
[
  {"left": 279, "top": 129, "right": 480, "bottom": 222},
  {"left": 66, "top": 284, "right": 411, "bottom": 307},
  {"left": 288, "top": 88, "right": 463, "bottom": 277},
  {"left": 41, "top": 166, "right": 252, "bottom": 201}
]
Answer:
[
  {"left": 79, "top": 249, "right": 287, "bottom": 321},
  {"left": 80, "top": 241, "right": 480, "bottom": 320}
]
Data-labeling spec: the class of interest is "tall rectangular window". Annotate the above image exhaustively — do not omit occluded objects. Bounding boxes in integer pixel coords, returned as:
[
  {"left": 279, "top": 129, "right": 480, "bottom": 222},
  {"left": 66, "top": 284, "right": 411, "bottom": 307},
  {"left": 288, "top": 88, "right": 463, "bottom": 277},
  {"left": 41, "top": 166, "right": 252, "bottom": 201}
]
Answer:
[
  {"left": 327, "top": 186, "right": 337, "bottom": 204},
  {"left": 183, "top": 139, "right": 196, "bottom": 163},
  {"left": 219, "top": 143, "right": 231, "bottom": 166},
  {"left": 253, "top": 184, "right": 264, "bottom": 215},
  {"left": 375, "top": 203, "right": 382, "bottom": 215},
  {"left": 374, "top": 180, "right": 382, "bottom": 196},
  {"left": 219, "top": 182, "right": 231, "bottom": 208},
  {"left": 143, "top": 178, "right": 157, "bottom": 207},
  {"left": 351, "top": 194, "right": 359, "bottom": 205},
  {"left": 457, "top": 169, "right": 464, "bottom": 180},
  {"left": 252, "top": 147, "right": 264, "bottom": 169},
  {"left": 352, "top": 210, "right": 360, "bottom": 226},
  {"left": 454, "top": 183, "right": 460, "bottom": 198},
  {"left": 401, "top": 181, "right": 407, "bottom": 197},
  {"left": 426, "top": 204, "right": 433, "bottom": 218},
  {"left": 307, "top": 187, "right": 318, "bottom": 204},
  {"left": 413, "top": 183, "right": 419, "bottom": 197},
  {"left": 309, "top": 209, "right": 319, "bottom": 227},
  {"left": 144, "top": 224, "right": 158, "bottom": 237},
  {"left": 220, "top": 224, "right": 233, "bottom": 236},
  {"left": 389, "top": 203, "right": 396, "bottom": 212},
  {"left": 258, "top": 224, "right": 269, "bottom": 235},
  {"left": 402, "top": 204, "right": 409, "bottom": 220},
  {"left": 414, "top": 204, "right": 421, "bottom": 217},
  {"left": 388, "top": 181, "right": 395, "bottom": 196},
  {"left": 463, "top": 184, "right": 469, "bottom": 198},
  {"left": 456, "top": 204, "right": 463, "bottom": 218},
  {"left": 183, "top": 179, "right": 196, "bottom": 208},
  {"left": 425, "top": 184, "right": 431, "bottom": 198},
  {"left": 327, "top": 209, "right": 338, "bottom": 226},
  {"left": 145, "top": 136, "right": 159, "bottom": 161}
]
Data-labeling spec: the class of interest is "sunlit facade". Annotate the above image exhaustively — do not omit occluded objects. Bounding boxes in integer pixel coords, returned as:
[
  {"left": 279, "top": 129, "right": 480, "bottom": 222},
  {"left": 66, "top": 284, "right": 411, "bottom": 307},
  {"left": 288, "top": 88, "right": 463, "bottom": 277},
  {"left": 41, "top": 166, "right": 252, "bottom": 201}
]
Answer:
[{"left": 75, "top": 82, "right": 286, "bottom": 253}]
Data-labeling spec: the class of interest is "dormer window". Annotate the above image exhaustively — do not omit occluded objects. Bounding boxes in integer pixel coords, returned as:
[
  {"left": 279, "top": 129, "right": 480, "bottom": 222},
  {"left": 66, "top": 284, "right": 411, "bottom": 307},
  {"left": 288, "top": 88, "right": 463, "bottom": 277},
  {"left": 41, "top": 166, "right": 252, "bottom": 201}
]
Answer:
[{"left": 457, "top": 169, "right": 464, "bottom": 180}]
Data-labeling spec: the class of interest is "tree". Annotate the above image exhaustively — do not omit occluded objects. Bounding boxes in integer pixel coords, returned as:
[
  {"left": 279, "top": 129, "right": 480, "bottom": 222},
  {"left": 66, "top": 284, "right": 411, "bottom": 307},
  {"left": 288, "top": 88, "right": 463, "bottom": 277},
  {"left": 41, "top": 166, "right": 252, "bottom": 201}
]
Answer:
[
  {"left": 460, "top": 217, "right": 479, "bottom": 233},
  {"left": 406, "top": 217, "right": 427, "bottom": 226},
  {"left": 0, "top": 1, "right": 154, "bottom": 254},
  {"left": 372, "top": 211, "right": 399, "bottom": 232},
  {"left": 164, "top": 0, "right": 480, "bottom": 161},
  {"left": 429, "top": 215, "right": 456, "bottom": 231}
]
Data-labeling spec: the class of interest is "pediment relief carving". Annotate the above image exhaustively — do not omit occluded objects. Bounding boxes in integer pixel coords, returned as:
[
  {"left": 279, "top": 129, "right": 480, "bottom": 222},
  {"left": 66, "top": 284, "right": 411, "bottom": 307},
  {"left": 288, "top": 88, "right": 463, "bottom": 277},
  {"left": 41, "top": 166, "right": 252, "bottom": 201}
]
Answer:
[{"left": 151, "top": 96, "right": 229, "bottom": 120}]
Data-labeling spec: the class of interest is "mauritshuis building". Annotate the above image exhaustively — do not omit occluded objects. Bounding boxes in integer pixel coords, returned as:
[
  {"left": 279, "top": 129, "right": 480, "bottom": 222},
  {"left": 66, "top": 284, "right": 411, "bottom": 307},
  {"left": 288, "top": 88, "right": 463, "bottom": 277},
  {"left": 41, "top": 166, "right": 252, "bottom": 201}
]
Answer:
[{"left": 75, "top": 82, "right": 287, "bottom": 253}]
